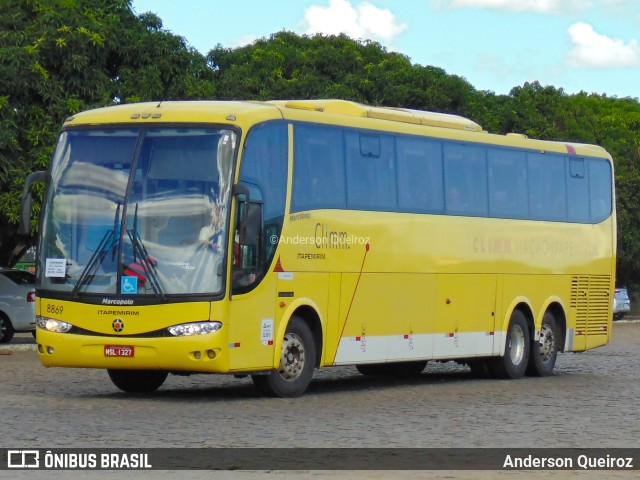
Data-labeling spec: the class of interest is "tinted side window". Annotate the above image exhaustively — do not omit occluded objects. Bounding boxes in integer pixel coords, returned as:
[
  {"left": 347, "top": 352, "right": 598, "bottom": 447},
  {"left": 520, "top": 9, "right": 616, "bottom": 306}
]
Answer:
[
  {"left": 528, "top": 153, "right": 567, "bottom": 221},
  {"left": 345, "top": 131, "right": 397, "bottom": 211},
  {"left": 567, "top": 158, "right": 590, "bottom": 223},
  {"left": 241, "top": 122, "right": 288, "bottom": 222},
  {"left": 289, "top": 124, "right": 612, "bottom": 225},
  {"left": 488, "top": 148, "right": 528, "bottom": 218},
  {"left": 589, "top": 158, "right": 613, "bottom": 223},
  {"left": 396, "top": 136, "right": 444, "bottom": 213},
  {"left": 234, "top": 121, "right": 288, "bottom": 294},
  {"left": 292, "top": 124, "right": 346, "bottom": 212},
  {"left": 444, "top": 143, "right": 487, "bottom": 216}
]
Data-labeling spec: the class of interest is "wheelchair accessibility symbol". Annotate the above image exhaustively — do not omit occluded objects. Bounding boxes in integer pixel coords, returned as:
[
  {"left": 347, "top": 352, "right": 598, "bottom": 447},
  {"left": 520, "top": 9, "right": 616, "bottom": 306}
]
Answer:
[{"left": 121, "top": 276, "right": 138, "bottom": 294}]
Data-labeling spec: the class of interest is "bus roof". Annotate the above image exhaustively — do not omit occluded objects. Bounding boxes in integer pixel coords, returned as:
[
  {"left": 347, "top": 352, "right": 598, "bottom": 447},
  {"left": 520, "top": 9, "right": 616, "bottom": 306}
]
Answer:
[
  {"left": 64, "top": 99, "right": 481, "bottom": 132},
  {"left": 63, "top": 100, "right": 284, "bottom": 128},
  {"left": 63, "top": 99, "right": 610, "bottom": 159}
]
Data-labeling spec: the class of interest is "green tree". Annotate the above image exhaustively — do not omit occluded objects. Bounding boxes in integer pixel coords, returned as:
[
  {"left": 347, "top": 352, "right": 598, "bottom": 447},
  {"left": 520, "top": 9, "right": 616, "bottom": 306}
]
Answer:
[
  {"left": 208, "top": 31, "right": 475, "bottom": 112},
  {"left": 4, "top": 13, "right": 640, "bottom": 291},
  {"left": 0, "top": 0, "right": 215, "bottom": 266}
]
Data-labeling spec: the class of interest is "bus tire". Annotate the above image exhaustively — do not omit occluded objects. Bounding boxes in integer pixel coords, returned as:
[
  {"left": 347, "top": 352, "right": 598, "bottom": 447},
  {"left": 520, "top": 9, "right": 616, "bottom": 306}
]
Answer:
[
  {"left": 490, "top": 310, "right": 530, "bottom": 379},
  {"left": 252, "top": 316, "right": 316, "bottom": 398},
  {"left": 107, "top": 369, "right": 168, "bottom": 393},
  {"left": 526, "top": 311, "right": 559, "bottom": 377},
  {"left": 356, "top": 361, "right": 427, "bottom": 376},
  {"left": 0, "top": 313, "right": 15, "bottom": 343}
]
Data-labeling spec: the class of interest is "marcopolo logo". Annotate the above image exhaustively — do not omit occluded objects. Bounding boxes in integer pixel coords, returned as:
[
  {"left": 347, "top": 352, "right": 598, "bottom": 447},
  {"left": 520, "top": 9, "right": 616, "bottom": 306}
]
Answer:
[{"left": 102, "top": 298, "right": 135, "bottom": 305}]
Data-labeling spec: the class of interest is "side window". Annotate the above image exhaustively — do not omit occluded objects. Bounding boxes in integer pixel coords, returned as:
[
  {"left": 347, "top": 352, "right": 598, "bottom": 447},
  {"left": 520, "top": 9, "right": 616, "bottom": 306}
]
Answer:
[
  {"left": 488, "top": 148, "right": 528, "bottom": 218},
  {"left": 567, "top": 157, "right": 590, "bottom": 223},
  {"left": 292, "top": 124, "right": 346, "bottom": 212},
  {"left": 589, "top": 158, "right": 612, "bottom": 223},
  {"left": 234, "top": 121, "right": 288, "bottom": 293},
  {"left": 345, "top": 131, "right": 397, "bottom": 211},
  {"left": 444, "top": 143, "right": 487, "bottom": 216},
  {"left": 396, "top": 136, "right": 444, "bottom": 213},
  {"left": 528, "top": 153, "right": 567, "bottom": 221},
  {"left": 241, "top": 122, "right": 288, "bottom": 222}
]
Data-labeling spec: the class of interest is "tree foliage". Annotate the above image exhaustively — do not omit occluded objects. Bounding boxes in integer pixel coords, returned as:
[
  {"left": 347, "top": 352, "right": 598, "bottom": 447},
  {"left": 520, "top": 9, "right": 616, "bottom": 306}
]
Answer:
[
  {"left": 2, "top": 7, "right": 640, "bottom": 291},
  {"left": 0, "top": 0, "right": 215, "bottom": 265},
  {"left": 208, "top": 31, "right": 475, "bottom": 112}
]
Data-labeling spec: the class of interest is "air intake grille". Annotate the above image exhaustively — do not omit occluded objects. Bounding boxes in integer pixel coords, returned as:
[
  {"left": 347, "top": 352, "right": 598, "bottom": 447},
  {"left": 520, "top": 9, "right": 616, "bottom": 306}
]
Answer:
[{"left": 571, "top": 275, "right": 612, "bottom": 334}]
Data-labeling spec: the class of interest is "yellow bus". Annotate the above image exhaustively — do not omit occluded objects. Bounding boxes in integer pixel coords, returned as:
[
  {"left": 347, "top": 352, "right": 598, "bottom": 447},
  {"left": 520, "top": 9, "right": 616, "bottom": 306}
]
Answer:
[{"left": 20, "top": 99, "right": 615, "bottom": 397}]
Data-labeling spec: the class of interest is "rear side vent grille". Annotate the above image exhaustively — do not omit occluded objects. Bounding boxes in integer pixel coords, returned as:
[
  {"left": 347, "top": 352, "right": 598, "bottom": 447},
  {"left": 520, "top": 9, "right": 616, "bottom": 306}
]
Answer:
[{"left": 571, "top": 275, "right": 612, "bottom": 335}]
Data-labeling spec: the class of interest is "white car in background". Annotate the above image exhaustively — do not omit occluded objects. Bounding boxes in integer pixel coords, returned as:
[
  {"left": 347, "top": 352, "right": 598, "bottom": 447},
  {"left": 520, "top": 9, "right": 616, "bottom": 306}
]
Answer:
[
  {"left": 0, "top": 268, "right": 36, "bottom": 342},
  {"left": 613, "top": 286, "right": 631, "bottom": 320}
]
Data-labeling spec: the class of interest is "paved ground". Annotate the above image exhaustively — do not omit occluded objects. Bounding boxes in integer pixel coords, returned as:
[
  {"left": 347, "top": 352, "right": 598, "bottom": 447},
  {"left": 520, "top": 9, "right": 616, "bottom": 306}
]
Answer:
[{"left": 1, "top": 319, "right": 639, "bottom": 479}]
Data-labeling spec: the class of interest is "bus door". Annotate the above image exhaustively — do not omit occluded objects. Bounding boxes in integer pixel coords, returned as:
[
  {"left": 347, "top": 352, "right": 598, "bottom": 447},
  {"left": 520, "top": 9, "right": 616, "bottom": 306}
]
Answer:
[
  {"left": 226, "top": 120, "right": 288, "bottom": 372},
  {"left": 227, "top": 201, "right": 277, "bottom": 371}
]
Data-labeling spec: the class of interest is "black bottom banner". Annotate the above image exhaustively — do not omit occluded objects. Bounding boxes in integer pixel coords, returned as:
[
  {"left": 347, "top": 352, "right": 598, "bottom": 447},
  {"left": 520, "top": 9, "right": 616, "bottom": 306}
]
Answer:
[{"left": 2, "top": 448, "right": 638, "bottom": 471}]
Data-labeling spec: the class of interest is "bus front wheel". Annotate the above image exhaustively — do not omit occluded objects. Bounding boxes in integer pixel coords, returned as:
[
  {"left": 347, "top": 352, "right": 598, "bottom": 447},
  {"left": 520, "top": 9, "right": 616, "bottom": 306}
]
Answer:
[
  {"left": 107, "top": 369, "right": 168, "bottom": 393},
  {"left": 527, "top": 311, "right": 560, "bottom": 377},
  {"left": 490, "top": 310, "right": 530, "bottom": 379},
  {"left": 252, "top": 316, "right": 316, "bottom": 398}
]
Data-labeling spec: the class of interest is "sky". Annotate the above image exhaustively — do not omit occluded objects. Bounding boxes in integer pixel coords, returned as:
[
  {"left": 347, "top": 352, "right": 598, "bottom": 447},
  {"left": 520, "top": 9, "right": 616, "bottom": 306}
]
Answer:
[{"left": 131, "top": 0, "right": 640, "bottom": 99}]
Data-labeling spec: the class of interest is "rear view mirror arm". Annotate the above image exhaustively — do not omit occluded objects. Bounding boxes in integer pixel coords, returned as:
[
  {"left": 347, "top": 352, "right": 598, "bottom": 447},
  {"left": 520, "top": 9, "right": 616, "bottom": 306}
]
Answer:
[{"left": 18, "top": 170, "right": 48, "bottom": 236}]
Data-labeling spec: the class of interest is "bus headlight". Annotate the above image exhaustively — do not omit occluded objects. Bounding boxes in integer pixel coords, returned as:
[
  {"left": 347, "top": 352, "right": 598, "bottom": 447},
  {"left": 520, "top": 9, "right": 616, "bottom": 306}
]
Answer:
[
  {"left": 36, "top": 316, "right": 73, "bottom": 333},
  {"left": 168, "top": 321, "right": 222, "bottom": 337}
]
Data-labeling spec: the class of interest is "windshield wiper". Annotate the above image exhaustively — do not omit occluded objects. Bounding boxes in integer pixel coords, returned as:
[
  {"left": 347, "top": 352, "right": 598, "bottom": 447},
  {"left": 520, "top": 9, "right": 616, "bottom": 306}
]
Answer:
[
  {"left": 72, "top": 203, "right": 121, "bottom": 298},
  {"left": 127, "top": 203, "right": 165, "bottom": 300}
]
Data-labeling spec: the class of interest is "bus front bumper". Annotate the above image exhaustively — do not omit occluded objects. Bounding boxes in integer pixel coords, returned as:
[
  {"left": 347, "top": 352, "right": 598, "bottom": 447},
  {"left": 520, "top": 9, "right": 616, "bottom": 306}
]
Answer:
[{"left": 36, "top": 329, "right": 230, "bottom": 373}]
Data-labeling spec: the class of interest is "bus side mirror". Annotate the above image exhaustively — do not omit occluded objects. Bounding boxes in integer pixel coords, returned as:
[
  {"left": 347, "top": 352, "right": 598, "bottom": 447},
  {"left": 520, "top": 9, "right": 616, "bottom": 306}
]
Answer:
[
  {"left": 234, "top": 182, "right": 263, "bottom": 246},
  {"left": 233, "top": 183, "right": 250, "bottom": 203},
  {"left": 19, "top": 171, "right": 47, "bottom": 236},
  {"left": 233, "top": 182, "right": 250, "bottom": 238},
  {"left": 239, "top": 202, "right": 263, "bottom": 247}
]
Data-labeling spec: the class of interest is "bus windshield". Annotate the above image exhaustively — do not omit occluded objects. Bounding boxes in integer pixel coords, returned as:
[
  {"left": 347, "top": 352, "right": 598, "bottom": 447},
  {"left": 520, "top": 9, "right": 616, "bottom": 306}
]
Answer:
[{"left": 38, "top": 127, "right": 236, "bottom": 297}]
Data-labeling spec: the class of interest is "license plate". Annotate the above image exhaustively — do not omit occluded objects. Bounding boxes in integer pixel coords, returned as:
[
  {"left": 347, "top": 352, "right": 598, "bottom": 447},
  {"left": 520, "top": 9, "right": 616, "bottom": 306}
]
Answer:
[{"left": 104, "top": 345, "right": 135, "bottom": 357}]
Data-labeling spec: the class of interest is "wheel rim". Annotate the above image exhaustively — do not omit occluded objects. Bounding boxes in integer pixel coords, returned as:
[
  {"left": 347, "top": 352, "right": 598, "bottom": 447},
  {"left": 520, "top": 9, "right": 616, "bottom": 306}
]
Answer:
[
  {"left": 0, "top": 319, "right": 6, "bottom": 338},
  {"left": 509, "top": 324, "right": 525, "bottom": 366},
  {"left": 279, "top": 332, "right": 306, "bottom": 381},
  {"left": 538, "top": 323, "right": 556, "bottom": 363}
]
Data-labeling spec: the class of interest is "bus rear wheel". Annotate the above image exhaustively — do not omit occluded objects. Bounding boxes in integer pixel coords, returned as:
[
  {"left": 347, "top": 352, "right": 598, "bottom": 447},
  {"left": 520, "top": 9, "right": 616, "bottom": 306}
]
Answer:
[
  {"left": 490, "top": 310, "right": 530, "bottom": 379},
  {"left": 527, "top": 311, "right": 560, "bottom": 377},
  {"left": 107, "top": 369, "right": 168, "bottom": 393},
  {"left": 252, "top": 316, "right": 316, "bottom": 398}
]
